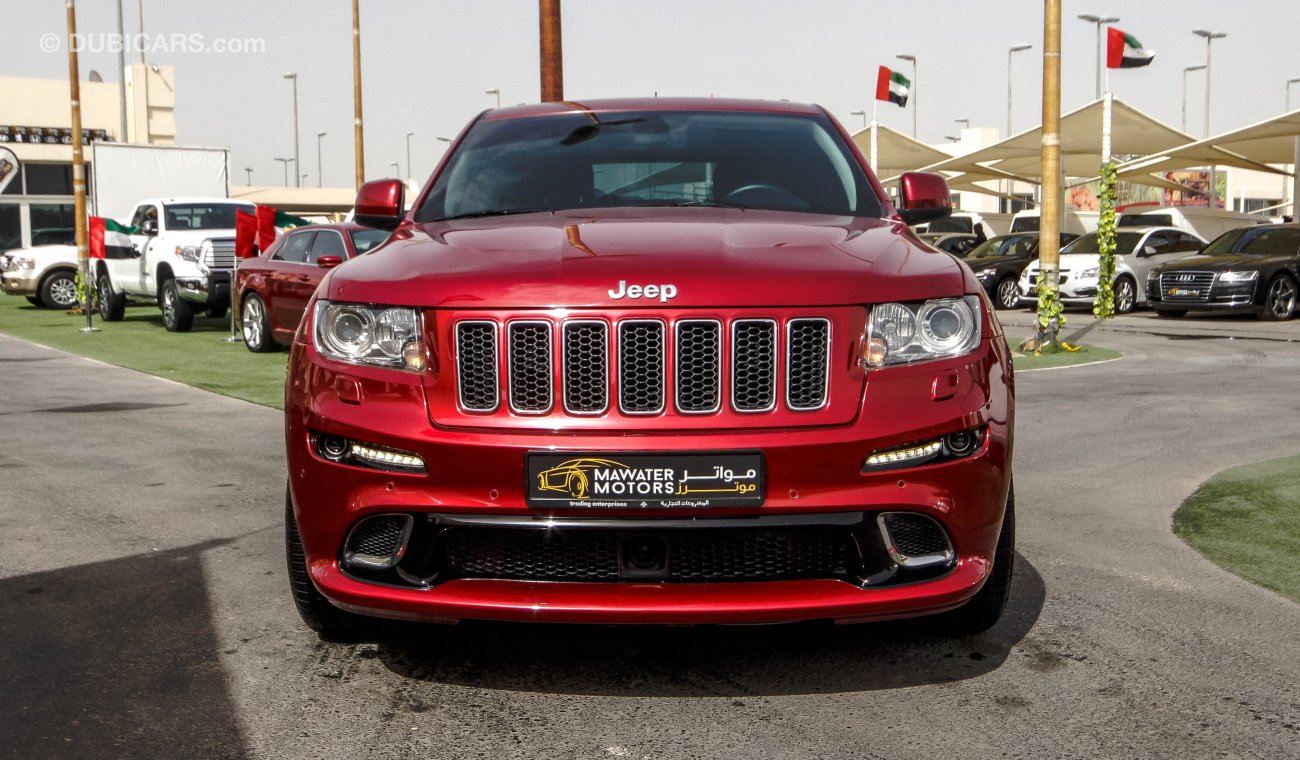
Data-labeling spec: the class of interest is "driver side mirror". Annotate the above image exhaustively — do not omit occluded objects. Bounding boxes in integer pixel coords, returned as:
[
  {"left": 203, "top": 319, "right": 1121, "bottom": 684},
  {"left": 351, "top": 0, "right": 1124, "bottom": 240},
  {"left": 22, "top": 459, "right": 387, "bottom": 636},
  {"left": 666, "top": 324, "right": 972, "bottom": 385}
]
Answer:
[
  {"left": 141, "top": 219, "right": 158, "bottom": 236},
  {"left": 896, "top": 172, "right": 952, "bottom": 227},
  {"left": 316, "top": 255, "right": 342, "bottom": 269},
  {"left": 354, "top": 179, "right": 405, "bottom": 231}
]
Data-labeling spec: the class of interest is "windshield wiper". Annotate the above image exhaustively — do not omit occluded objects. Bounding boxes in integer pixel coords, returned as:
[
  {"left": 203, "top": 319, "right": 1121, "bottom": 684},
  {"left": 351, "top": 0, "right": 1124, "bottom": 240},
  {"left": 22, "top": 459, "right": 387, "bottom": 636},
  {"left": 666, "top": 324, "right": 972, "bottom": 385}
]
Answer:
[
  {"left": 436, "top": 207, "right": 555, "bottom": 221},
  {"left": 625, "top": 199, "right": 750, "bottom": 210}
]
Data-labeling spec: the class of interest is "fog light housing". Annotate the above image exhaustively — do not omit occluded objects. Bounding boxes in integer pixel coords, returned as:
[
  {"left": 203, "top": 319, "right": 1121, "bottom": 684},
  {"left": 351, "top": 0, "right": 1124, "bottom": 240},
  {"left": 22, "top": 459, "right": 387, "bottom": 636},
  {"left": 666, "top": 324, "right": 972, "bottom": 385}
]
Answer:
[
  {"left": 312, "top": 432, "right": 426, "bottom": 473},
  {"left": 862, "top": 426, "right": 985, "bottom": 473}
]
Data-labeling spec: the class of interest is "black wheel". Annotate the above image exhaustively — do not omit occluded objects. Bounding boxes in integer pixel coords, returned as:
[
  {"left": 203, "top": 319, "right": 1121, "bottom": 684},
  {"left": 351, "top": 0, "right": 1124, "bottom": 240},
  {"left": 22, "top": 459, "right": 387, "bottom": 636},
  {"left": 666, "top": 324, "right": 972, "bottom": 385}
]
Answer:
[
  {"left": 159, "top": 278, "right": 194, "bottom": 332},
  {"left": 285, "top": 487, "right": 369, "bottom": 641},
  {"left": 1154, "top": 308, "right": 1187, "bottom": 319},
  {"left": 25, "top": 296, "right": 43, "bottom": 307},
  {"left": 97, "top": 272, "right": 126, "bottom": 321},
  {"left": 240, "top": 293, "right": 278, "bottom": 352},
  {"left": 1113, "top": 276, "right": 1137, "bottom": 315},
  {"left": 39, "top": 270, "right": 79, "bottom": 310},
  {"left": 936, "top": 480, "right": 1015, "bottom": 636},
  {"left": 994, "top": 277, "right": 1020, "bottom": 310},
  {"left": 1259, "top": 274, "right": 1296, "bottom": 322}
]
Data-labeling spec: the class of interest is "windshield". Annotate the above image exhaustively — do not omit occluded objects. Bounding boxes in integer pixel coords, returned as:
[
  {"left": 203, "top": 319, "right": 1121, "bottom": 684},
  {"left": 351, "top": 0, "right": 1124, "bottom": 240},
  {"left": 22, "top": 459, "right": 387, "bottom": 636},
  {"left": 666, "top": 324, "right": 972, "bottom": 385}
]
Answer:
[
  {"left": 164, "top": 203, "right": 251, "bottom": 231},
  {"left": 926, "top": 216, "right": 974, "bottom": 233},
  {"left": 968, "top": 234, "right": 1038, "bottom": 258},
  {"left": 1201, "top": 225, "right": 1300, "bottom": 255},
  {"left": 349, "top": 229, "right": 390, "bottom": 254},
  {"left": 1118, "top": 212, "right": 1172, "bottom": 227},
  {"left": 416, "top": 110, "right": 881, "bottom": 222},
  {"left": 1062, "top": 231, "right": 1144, "bottom": 255}
]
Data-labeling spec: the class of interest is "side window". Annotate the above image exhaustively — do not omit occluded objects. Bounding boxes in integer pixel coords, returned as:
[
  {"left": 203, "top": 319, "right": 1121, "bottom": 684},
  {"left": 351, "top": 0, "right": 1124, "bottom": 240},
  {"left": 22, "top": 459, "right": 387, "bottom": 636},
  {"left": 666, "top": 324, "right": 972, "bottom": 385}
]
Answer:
[
  {"left": 1174, "top": 233, "right": 1204, "bottom": 251},
  {"left": 273, "top": 232, "right": 314, "bottom": 263},
  {"left": 129, "top": 205, "right": 156, "bottom": 230},
  {"left": 1143, "top": 232, "right": 1173, "bottom": 253},
  {"left": 307, "top": 231, "right": 346, "bottom": 263}
]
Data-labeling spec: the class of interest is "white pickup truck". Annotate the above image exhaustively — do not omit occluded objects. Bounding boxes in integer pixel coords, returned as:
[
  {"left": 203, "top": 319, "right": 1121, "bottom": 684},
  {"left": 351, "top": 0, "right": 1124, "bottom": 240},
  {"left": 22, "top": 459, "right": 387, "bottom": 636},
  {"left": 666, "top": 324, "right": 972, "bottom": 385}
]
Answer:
[{"left": 94, "top": 197, "right": 255, "bottom": 331}]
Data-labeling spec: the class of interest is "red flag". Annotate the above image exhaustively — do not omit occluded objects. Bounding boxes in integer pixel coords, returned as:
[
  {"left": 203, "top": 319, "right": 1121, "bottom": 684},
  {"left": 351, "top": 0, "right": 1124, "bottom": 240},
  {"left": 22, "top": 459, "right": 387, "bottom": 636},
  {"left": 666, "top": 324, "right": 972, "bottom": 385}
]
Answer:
[
  {"left": 255, "top": 205, "right": 278, "bottom": 253},
  {"left": 88, "top": 216, "right": 106, "bottom": 259},
  {"left": 235, "top": 209, "right": 257, "bottom": 258}
]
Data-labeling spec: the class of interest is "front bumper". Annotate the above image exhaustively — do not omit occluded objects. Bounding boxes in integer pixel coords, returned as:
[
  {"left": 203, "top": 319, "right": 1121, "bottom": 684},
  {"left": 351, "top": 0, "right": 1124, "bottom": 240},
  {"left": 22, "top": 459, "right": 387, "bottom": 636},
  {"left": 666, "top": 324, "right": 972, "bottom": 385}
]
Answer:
[
  {"left": 1147, "top": 280, "right": 1259, "bottom": 312},
  {"left": 175, "top": 271, "right": 231, "bottom": 306},
  {"left": 286, "top": 334, "right": 1014, "bottom": 625},
  {"left": 1, "top": 272, "right": 39, "bottom": 297},
  {"left": 1018, "top": 278, "right": 1110, "bottom": 306}
]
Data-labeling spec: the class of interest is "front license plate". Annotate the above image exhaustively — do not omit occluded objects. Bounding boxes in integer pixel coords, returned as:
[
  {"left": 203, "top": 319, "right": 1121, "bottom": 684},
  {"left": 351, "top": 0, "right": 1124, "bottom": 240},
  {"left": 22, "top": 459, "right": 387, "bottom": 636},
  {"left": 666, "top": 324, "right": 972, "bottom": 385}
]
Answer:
[
  {"left": 1167, "top": 287, "right": 1200, "bottom": 297},
  {"left": 526, "top": 452, "right": 764, "bottom": 508}
]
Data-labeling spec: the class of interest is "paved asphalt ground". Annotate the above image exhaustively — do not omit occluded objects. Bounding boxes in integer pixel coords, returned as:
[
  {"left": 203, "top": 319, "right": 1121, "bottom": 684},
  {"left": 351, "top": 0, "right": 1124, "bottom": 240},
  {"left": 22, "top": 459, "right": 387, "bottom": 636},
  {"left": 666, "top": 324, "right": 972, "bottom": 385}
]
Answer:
[{"left": 1, "top": 310, "right": 1298, "bottom": 759}]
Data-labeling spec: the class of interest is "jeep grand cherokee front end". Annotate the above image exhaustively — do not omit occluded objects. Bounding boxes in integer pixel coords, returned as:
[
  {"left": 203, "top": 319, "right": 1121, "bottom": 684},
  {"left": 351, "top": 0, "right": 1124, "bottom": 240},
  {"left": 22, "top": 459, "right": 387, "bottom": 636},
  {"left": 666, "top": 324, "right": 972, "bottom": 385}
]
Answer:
[{"left": 284, "top": 98, "right": 1015, "bottom": 639}]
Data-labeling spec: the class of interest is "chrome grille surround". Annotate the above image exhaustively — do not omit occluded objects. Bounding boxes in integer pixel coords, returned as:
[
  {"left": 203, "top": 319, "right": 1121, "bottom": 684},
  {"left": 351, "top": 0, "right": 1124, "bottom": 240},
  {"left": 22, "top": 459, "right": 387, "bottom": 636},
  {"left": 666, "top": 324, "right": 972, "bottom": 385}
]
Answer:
[
  {"left": 506, "top": 320, "right": 553, "bottom": 414},
  {"left": 455, "top": 320, "right": 500, "bottom": 412},
  {"left": 731, "top": 318, "right": 777, "bottom": 413},
  {"left": 617, "top": 319, "right": 667, "bottom": 415},
  {"left": 1158, "top": 271, "right": 1216, "bottom": 302},
  {"left": 786, "top": 317, "right": 831, "bottom": 411},
  {"left": 561, "top": 320, "right": 610, "bottom": 415},
  {"left": 205, "top": 238, "right": 237, "bottom": 271},
  {"left": 674, "top": 319, "right": 722, "bottom": 414}
]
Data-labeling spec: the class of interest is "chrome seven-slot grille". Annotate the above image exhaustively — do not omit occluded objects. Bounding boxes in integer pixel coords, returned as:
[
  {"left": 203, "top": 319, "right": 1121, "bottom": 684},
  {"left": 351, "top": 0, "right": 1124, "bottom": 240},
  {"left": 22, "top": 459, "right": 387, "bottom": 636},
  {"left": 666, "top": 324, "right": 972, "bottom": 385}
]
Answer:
[
  {"left": 203, "top": 238, "right": 237, "bottom": 271},
  {"left": 455, "top": 316, "right": 830, "bottom": 416},
  {"left": 1158, "top": 271, "right": 1216, "bottom": 302}
]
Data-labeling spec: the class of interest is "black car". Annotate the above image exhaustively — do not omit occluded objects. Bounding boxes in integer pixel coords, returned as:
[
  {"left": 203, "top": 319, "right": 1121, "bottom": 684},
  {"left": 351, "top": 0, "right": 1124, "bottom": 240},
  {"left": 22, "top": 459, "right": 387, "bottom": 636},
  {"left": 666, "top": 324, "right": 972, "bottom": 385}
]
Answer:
[
  {"left": 1147, "top": 224, "right": 1300, "bottom": 321},
  {"left": 919, "top": 231, "right": 980, "bottom": 257},
  {"left": 963, "top": 232, "right": 1078, "bottom": 310}
]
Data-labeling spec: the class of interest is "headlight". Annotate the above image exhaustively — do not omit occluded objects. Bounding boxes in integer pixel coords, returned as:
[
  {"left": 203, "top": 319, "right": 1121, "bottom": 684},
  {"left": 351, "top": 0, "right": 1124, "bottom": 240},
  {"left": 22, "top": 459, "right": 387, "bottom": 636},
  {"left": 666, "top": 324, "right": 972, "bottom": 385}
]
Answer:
[
  {"left": 13, "top": 257, "right": 36, "bottom": 271},
  {"left": 975, "top": 268, "right": 995, "bottom": 279},
  {"left": 1218, "top": 270, "right": 1258, "bottom": 282},
  {"left": 1077, "top": 267, "right": 1099, "bottom": 279},
  {"left": 313, "top": 300, "right": 425, "bottom": 371},
  {"left": 863, "top": 296, "right": 982, "bottom": 368},
  {"left": 175, "top": 245, "right": 201, "bottom": 262}
]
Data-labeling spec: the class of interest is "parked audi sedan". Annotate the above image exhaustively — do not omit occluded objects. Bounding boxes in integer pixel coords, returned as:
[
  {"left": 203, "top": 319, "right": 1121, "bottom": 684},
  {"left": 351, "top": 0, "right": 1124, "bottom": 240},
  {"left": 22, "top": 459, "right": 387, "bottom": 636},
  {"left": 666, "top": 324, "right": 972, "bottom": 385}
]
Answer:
[
  {"left": 963, "top": 232, "right": 1077, "bottom": 310},
  {"left": 1147, "top": 224, "right": 1300, "bottom": 321},
  {"left": 1019, "top": 226, "right": 1205, "bottom": 313},
  {"left": 234, "top": 223, "right": 390, "bottom": 352}
]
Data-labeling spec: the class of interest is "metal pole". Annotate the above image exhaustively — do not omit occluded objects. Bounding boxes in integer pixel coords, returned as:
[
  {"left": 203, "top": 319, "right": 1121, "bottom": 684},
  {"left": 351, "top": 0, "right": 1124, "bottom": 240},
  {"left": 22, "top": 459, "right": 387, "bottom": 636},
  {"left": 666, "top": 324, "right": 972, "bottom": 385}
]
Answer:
[
  {"left": 136, "top": 0, "right": 144, "bottom": 65},
  {"left": 115, "top": 0, "right": 127, "bottom": 142},
  {"left": 405, "top": 131, "right": 413, "bottom": 180},
  {"left": 1181, "top": 65, "right": 1204, "bottom": 134},
  {"left": 317, "top": 131, "right": 326, "bottom": 188},
  {"left": 352, "top": 0, "right": 365, "bottom": 187},
  {"left": 1038, "top": 0, "right": 1062, "bottom": 343},
  {"left": 285, "top": 73, "right": 300, "bottom": 188},
  {"left": 1286, "top": 79, "right": 1300, "bottom": 211},
  {"left": 1194, "top": 30, "right": 1226, "bottom": 207},
  {"left": 66, "top": 0, "right": 96, "bottom": 331},
  {"left": 1094, "top": 21, "right": 1101, "bottom": 99},
  {"left": 539, "top": 0, "right": 563, "bottom": 102},
  {"left": 244, "top": 167, "right": 252, "bottom": 184}
]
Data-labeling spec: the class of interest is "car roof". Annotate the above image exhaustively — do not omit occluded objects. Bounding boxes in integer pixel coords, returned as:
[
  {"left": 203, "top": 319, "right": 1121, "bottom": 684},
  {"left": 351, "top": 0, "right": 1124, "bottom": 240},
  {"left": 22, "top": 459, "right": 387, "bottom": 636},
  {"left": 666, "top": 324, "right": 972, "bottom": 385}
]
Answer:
[
  {"left": 282, "top": 223, "right": 370, "bottom": 234},
  {"left": 482, "top": 97, "right": 824, "bottom": 121},
  {"left": 142, "top": 197, "right": 256, "bottom": 206}
]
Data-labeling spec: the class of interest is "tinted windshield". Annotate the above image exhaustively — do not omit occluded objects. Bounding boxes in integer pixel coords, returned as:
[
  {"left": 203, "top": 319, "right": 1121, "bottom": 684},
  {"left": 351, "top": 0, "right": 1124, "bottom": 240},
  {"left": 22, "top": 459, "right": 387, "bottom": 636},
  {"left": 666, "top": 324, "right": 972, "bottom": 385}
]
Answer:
[
  {"left": 926, "top": 216, "right": 973, "bottom": 233},
  {"left": 968, "top": 234, "right": 1038, "bottom": 258},
  {"left": 164, "top": 203, "right": 250, "bottom": 231},
  {"left": 1062, "top": 231, "right": 1144, "bottom": 255},
  {"left": 1118, "top": 212, "right": 1171, "bottom": 227},
  {"left": 349, "top": 229, "right": 390, "bottom": 254},
  {"left": 1202, "top": 225, "right": 1300, "bottom": 255},
  {"left": 417, "top": 110, "right": 881, "bottom": 221}
]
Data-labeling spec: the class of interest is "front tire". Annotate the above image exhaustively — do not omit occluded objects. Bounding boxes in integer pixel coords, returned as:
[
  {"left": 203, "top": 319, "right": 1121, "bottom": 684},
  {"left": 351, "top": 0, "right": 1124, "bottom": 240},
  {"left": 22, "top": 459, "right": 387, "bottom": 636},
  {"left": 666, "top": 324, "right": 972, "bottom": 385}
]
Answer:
[
  {"left": 39, "top": 270, "right": 79, "bottom": 310},
  {"left": 936, "top": 480, "right": 1015, "bottom": 636},
  {"left": 285, "top": 488, "right": 369, "bottom": 641},
  {"left": 159, "top": 278, "right": 194, "bottom": 332},
  {"left": 994, "top": 277, "right": 1020, "bottom": 310},
  {"left": 97, "top": 272, "right": 126, "bottom": 321},
  {"left": 1113, "top": 276, "right": 1137, "bottom": 315},
  {"left": 241, "top": 293, "right": 277, "bottom": 352},
  {"left": 1259, "top": 274, "right": 1296, "bottom": 321}
]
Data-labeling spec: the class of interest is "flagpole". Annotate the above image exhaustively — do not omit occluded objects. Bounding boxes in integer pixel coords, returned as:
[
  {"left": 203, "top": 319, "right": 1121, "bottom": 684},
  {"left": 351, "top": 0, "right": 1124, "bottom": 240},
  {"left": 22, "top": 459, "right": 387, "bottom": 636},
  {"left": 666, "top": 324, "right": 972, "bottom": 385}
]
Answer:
[
  {"left": 225, "top": 257, "right": 241, "bottom": 343},
  {"left": 66, "top": 0, "right": 98, "bottom": 333},
  {"left": 870, "top": 99, "right": 879, "bottom": 173}
]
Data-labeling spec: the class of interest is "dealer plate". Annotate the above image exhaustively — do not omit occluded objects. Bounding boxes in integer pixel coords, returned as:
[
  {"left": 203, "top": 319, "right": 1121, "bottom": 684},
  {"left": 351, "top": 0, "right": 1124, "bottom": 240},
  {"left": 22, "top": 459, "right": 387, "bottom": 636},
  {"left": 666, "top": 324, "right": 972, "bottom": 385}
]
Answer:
[
  {"left": 525, "top": 452, "right": 764, "bottom": 508},
  {"left": 1167, "top": 287, "right": 1201, "bottom": 297}
]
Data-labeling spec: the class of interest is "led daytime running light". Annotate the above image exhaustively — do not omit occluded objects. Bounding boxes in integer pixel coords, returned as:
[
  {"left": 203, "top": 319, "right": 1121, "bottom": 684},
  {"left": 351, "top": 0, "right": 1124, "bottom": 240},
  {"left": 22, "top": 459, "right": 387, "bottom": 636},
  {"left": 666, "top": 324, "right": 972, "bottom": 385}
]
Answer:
[
  {"left": 864, "top": 440, "right": 942, "bottom": 467},
  {"left": 349, "top": 443, "right": 425, "bottom": 470}
]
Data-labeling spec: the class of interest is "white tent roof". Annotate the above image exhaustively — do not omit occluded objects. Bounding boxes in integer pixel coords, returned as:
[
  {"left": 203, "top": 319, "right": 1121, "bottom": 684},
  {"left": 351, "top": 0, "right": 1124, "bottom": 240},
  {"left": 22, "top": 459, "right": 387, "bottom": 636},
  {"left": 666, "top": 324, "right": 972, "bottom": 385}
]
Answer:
[
  {"left": 849, "top": 123, "right": 952, "bottom": 178},
  {"left": 1116, "top": 108, "right": 1300, "bottom": 179}
]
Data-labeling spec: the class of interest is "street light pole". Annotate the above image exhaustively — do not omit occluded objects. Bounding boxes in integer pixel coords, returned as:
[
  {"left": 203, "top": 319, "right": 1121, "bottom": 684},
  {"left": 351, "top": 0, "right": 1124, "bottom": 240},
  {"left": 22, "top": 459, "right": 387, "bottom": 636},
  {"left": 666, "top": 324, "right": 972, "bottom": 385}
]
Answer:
[
  {"left": 896, "top": 53, "right": 916, "bottom": 138},
  {"left": 389, "top": 161, "right": 400, "bottom": 179},
  {"left": 351, "top": 0, "right": 365, "bottom": 188},
  {"left": 485, "top": 88, "right": 500, "bottom": 109},
  {"left": 274, "top": 157, "right": 292, "bottom": 187},
  {"left": 1077, "top": 13, "right": 1119, "bottom": 100},
  {"left": 405, "top": 131, "right": 414, "bottom": 180},
  {"left": 1193, "top": 29, "right": 1226, "bottom": 206},
  {"left": 316, "top": 131, "right": 326, "bottom": 188},
  {"left": 850, "top": 110, "right": 867, "bottom": 129},
  {"left": 1284, "top": 78, "right": 1300, "bottom": 211},
  {"left": 1007, "top": 43, "right": 1033, "bottom": 137},
  {"left": 1181, "top": 65, "right": 1205, "bottom": 134},
  {"left": 284, "top": 72, "right": 300, "bottom": 187},
  {"left": 244, "top": 167, "right": 253, "bottom": 184}
]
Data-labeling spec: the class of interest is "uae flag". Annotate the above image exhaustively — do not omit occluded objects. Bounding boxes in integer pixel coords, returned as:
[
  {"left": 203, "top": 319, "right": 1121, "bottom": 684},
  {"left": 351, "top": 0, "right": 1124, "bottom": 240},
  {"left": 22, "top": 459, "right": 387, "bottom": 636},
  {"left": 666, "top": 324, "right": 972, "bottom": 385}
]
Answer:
[
  {"left": 255, "top": 205, "right": 279, "bottom": 253},
  {"left": 875, "top": 66, "right": 910, "bottom": 107},
  {"left": 234, "top": 209, "right": 258, "bottom": 258},
  {"left": 1107, "top": 27, "right": 1154, "bottom": 68},
  {"left": 88, "top": 216, "right": 106, "bottom": 259}
]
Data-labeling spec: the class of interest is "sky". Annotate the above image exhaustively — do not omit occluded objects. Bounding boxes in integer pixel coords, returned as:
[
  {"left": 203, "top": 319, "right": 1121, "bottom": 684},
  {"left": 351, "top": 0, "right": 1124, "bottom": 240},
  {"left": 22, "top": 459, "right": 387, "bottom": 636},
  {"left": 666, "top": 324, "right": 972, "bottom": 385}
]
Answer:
[{"left": 3, "top": 0, "right": 1299, "bottom": 189}]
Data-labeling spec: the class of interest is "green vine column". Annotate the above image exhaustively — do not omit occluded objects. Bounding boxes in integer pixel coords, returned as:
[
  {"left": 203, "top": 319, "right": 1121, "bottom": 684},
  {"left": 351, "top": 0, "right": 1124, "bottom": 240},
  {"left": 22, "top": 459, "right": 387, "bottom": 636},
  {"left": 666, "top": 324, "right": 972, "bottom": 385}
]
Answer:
[{"left": 1093, "top": 162, "right": 1118, "bottom": 319}]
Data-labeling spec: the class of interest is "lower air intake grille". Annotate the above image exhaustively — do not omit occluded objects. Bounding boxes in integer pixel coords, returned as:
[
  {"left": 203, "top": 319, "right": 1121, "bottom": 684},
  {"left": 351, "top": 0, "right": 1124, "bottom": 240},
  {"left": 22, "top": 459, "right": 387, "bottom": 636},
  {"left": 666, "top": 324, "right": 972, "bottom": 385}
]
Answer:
[
  {"left": 878, "top": 512, "right": 953, "bottom": 567},
  {"left": 343, "top": 514, "right": 412, "bottom": 569}
]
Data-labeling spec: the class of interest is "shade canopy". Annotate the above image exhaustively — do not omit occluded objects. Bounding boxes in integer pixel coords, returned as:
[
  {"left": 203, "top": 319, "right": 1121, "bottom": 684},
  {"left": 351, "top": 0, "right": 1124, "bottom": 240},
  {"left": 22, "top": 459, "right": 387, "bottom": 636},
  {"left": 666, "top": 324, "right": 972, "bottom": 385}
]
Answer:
[
  {"left": 1116, "top": 108, "right": 1300, "bottom": 179},
  {"left": 850, "top": 122, "right": 952, "bottom": 179}
]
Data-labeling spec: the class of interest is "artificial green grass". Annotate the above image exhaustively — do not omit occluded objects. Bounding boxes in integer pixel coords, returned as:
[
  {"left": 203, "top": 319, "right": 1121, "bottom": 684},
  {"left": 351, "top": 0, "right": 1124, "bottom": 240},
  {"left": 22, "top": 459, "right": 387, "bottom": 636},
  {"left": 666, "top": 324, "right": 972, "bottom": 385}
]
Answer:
[
  {"left": 1173, "top": 455, "right": 1300, "bottom": 604},
  {"left": 1014, "top": 344, "right": 1122, "bottom": 371},
  {"left": 0, "top": 297, "right": 288, "bottom": 409}
]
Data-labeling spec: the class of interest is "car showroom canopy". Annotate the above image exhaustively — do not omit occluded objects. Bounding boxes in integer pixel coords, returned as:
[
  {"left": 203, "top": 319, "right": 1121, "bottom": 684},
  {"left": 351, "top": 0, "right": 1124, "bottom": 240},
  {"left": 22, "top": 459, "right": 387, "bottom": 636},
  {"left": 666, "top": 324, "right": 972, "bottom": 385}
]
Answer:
[{"left": 849, "top": 123, "right": 953, "bottom": 182}]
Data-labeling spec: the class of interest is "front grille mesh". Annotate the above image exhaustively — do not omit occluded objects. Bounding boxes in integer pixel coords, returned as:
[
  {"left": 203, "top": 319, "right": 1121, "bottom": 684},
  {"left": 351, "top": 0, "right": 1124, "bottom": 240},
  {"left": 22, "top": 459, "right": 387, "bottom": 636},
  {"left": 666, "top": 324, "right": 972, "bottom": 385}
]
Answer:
[
  {"left": 1158, "top": 271, "right": 1216, "bottom": 302},
  {"left": 438, "top": 526, "right": 856, "bottom": 583},
  {"left": 345, "top": 515, "right": 408, "bottom": 559},
  {"left": 454, "top": 314, "right": 833, "bottom": 417},
  {"left": 881, "top": 513, "right": 950, "bottom": 557}
]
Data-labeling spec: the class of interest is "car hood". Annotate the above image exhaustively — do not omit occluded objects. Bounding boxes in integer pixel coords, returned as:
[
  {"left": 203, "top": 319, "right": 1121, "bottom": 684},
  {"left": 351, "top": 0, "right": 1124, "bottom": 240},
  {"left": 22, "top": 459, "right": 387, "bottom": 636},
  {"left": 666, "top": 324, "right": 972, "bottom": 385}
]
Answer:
[
  {"left": 5, "top": 244, "right": 78, "bottom": 264},
  {"left": 164, "top": 229, "right": 236, "bottom": 245},
  {"left": 325, "top": 209, "right": 973, "bottom": 309},
  {"left": 1021, "top": 253, "right": 1102, "bottom": 273},
  {"left": 1156, "top": 253, "right": 1291, "bottom": 273}
]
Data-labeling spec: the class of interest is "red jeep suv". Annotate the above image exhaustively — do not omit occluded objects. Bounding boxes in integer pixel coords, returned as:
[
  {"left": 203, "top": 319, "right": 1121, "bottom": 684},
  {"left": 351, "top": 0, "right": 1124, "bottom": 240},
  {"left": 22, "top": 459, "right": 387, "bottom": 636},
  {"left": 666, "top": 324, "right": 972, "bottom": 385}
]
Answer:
[{"left": 284, "top": 98, "right": 1015, "bottom": 639}]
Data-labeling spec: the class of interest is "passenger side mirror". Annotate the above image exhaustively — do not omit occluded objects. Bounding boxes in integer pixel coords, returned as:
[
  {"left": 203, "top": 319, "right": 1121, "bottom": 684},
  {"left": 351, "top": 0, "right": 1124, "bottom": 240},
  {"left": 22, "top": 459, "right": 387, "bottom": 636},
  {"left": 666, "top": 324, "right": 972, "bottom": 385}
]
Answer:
[
  {"left": 141, "top": 219, "right": 158, "bottom": 236},
  {"left": 316, "top": 255, "right": 342, "bottom": 269},
  {"left": 354, "top": 179, "right": 405, "bottom": 231},
  {"left": 1141, "top": 245, "right": 1158, "bottom": 256},
  {"left": 896, "top": 172, "right": 952, "bottom": 227}
]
